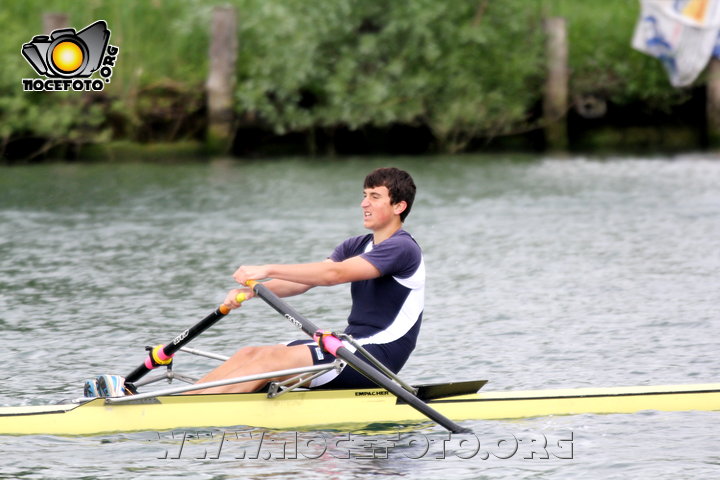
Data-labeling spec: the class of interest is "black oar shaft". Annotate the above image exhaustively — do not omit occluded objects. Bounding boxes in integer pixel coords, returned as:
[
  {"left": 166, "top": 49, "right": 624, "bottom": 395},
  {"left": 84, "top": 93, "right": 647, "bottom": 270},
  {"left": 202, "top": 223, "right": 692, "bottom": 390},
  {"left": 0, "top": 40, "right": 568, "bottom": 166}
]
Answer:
[
  {"left": 248, "top": 281, "right": 471, "bottom": 434},
  {"left": 126, "top": 294, "right": 245, "bottom": 384},
  {"left": 250, "top": 283, "right": 320, "bottom": 336},
  {"left": 125, "top": 306, "right": 230, "bottom": 384}
]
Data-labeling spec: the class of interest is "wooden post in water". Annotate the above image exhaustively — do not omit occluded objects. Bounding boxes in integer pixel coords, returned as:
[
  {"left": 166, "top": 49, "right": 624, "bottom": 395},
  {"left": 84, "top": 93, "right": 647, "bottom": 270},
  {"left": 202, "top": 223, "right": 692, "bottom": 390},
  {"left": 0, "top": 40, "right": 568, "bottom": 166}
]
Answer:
[
  {"left": 206, "top": 5, "right": 238, "bottom": 153},
  {"left": 706, "top": 58, "right": 720, "bottom": 147},
  {"left": 543, "top": 17, "right": 569, "bottom": 152},
  {"left": 43, "top": 12, "right": 68, "bottom": 33}
]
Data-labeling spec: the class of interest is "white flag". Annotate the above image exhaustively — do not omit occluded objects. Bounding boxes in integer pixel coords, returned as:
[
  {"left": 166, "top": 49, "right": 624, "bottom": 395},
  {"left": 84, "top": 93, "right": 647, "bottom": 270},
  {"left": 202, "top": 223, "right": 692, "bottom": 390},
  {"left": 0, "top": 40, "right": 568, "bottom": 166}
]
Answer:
[{"left": 632, "top": 0, "right": 720, "bottom": 87}]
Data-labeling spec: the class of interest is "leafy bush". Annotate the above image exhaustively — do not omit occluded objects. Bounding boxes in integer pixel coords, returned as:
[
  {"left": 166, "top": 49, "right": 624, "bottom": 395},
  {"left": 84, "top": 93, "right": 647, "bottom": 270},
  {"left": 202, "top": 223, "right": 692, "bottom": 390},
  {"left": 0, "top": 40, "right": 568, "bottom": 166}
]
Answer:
[{"left": 0, "top": 0, "right": 693, "bottom": 159}]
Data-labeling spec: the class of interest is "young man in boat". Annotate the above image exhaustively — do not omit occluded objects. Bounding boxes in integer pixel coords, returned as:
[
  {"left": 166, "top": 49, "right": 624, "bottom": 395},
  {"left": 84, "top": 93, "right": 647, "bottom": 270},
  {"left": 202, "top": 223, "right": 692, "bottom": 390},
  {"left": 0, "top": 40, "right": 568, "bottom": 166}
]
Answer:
[{"left": 190, "top": 166, "right": 424, "bottom": 393}]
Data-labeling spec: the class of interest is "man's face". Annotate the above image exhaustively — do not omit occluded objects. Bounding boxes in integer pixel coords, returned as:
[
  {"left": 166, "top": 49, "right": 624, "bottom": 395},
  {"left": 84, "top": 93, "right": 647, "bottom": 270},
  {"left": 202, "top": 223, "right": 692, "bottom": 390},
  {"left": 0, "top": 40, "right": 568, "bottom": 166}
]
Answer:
[{"left": 361, "top": 185, "right": 403, "bottom": 230}]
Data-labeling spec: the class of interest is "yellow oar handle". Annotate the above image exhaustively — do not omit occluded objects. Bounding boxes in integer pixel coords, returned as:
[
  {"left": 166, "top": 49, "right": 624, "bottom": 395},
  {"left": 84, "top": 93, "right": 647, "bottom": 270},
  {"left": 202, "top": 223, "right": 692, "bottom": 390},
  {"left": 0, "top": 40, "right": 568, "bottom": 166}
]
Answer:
[
  {"left": 218, "top": 292, "right": 248, "bottom": 315},
  {"left": 245, "top": 280, "right": 259, "bottom": 288}
]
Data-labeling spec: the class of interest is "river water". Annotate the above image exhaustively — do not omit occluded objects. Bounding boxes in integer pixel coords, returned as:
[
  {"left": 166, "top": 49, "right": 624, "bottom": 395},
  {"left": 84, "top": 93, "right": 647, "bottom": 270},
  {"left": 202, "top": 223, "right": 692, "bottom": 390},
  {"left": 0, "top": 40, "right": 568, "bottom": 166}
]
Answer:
[{"left": 0, "top": 155, "right": 718, "bottom": 479}]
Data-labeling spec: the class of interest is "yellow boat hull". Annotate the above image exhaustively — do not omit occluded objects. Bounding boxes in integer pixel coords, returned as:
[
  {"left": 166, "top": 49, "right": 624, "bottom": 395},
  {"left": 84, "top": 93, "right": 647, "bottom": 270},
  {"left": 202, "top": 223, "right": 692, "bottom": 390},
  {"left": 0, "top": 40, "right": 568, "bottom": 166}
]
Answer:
[{"left": 1, "top": 383, "right": 719, "bottom": 436}]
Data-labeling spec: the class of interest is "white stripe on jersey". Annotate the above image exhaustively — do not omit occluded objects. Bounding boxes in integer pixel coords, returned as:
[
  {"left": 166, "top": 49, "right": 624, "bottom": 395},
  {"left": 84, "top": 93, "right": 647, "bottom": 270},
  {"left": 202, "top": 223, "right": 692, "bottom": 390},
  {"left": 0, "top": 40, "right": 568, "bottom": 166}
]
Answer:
[{"left": 355, "top": 242, "right": 425, "bottom": 346}]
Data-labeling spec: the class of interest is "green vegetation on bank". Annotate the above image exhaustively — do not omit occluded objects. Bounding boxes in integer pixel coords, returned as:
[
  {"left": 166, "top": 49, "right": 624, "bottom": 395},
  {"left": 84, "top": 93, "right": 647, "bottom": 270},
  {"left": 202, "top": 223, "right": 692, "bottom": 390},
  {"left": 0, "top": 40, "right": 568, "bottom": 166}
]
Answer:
[{"left": 0, "top": 0, "right": 694, "bottom": 160}]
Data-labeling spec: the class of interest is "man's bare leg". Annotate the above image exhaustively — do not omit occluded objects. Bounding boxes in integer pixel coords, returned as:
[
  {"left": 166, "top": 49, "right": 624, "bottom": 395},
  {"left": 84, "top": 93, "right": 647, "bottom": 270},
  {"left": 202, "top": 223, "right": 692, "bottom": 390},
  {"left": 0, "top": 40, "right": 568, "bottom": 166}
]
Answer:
[{"left": 187, "top": 344, "right": 314, "bottom": 394}]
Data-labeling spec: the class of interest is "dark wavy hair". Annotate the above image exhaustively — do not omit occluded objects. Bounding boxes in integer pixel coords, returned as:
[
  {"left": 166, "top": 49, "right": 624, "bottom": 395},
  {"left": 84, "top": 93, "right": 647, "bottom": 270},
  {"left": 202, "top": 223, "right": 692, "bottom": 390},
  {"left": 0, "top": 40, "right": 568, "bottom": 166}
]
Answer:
[{"left": 364, "top": 167, "right": 416, "bottom": 222}]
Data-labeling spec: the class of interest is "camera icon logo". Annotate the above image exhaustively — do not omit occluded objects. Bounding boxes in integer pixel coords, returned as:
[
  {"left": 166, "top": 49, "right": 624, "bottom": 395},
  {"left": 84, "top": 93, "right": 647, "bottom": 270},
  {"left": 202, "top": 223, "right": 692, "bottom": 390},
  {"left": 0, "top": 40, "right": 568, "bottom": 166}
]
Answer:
[
  {"left": 22, "top": 20, "right": 109, "bottom": 78},
  {"left": 21, "top": 20, "right": 119, "bottom": 92}
]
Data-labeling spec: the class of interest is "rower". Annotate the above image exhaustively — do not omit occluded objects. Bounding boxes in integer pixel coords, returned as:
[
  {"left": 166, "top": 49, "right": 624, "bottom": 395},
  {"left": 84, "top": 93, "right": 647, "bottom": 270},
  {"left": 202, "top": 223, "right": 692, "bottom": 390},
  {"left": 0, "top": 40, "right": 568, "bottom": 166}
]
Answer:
[{"left": 191, "top": 167, "right": 424, "bottom": 394}]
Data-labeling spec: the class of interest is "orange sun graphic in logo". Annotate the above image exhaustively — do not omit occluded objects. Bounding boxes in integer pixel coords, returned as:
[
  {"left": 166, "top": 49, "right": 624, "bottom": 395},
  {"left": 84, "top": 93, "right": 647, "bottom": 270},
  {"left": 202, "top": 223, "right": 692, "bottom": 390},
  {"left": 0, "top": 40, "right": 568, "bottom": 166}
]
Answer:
[{"left": 51, "top": 41, "right": 84, "bottom": 73}]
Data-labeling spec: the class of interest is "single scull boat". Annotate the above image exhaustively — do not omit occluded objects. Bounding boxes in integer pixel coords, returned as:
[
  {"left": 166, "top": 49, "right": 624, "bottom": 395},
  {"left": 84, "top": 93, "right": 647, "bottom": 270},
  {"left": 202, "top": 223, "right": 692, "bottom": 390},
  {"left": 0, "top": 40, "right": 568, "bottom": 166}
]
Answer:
[{"left": 1, "top": 381, "right": 718, "bottom": 436}]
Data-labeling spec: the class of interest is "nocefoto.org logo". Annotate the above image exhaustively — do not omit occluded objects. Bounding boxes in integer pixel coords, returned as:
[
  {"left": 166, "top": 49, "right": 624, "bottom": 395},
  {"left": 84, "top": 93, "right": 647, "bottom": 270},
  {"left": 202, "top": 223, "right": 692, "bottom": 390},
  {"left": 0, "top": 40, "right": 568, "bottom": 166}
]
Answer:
[{"left": 21, "top": 20, "right": 119, "bottom": 92}]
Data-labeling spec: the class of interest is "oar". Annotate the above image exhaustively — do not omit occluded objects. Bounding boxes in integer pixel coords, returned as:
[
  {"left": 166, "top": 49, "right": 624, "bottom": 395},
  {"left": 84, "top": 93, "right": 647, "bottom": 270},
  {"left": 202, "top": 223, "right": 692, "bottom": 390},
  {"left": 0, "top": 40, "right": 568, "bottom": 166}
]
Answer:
[
  {"left": 125, "top": 293, "right": 247, "bottom": 386},
  {"left": 246, "top": 280, "right": 471, "bottom": 434}
]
